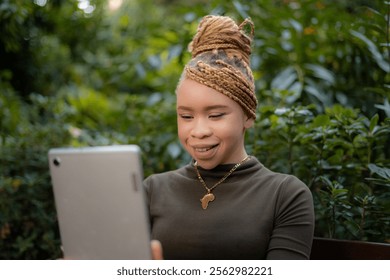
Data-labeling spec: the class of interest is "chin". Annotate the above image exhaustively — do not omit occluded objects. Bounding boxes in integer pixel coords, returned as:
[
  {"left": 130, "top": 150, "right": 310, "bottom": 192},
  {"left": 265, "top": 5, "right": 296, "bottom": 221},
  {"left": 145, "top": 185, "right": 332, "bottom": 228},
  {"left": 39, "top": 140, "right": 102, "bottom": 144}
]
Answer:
[{"left": 193, "top": 158, "right": 220, "bottom": 170}]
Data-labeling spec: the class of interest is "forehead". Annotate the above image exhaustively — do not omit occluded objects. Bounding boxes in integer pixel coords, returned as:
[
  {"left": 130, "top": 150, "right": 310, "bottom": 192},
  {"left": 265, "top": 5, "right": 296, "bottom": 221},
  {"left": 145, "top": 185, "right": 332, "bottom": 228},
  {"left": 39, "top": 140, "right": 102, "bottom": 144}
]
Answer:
[{"left": 176, "top": 78, "right": 239, "bottom": 110}]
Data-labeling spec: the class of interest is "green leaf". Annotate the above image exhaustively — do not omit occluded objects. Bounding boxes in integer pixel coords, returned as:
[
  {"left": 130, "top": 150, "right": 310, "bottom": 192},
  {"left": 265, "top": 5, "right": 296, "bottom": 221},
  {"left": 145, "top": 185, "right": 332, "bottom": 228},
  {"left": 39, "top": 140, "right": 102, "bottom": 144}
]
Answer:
[
  {"left": 271, "top": 66, "right": 297, "bottom": 90},
  {"left": 305, "top": 63, "right": 335, "bottom": 85},
  {"left": 313, "top": 114, "right": 330, "bottom": 127},
  {"left": 350, "top": 30, "right": 390, "bottom": 72},
  {"left": 368, "top": 164, "right": 390, "bottom": 180},
  {"left": 369, "top": 114, "right": 379, "bottom": 132},
  {"left": 375, "top": 99, "right": 390, "bottom": 118}
]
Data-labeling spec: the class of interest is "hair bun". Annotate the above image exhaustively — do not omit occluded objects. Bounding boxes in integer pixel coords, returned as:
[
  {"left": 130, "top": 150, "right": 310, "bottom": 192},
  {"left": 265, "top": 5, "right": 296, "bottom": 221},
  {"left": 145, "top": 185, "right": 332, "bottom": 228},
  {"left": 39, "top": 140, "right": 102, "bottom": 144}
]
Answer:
[{"left": 188, "top": 15, "right": 254, "bottom": 65}]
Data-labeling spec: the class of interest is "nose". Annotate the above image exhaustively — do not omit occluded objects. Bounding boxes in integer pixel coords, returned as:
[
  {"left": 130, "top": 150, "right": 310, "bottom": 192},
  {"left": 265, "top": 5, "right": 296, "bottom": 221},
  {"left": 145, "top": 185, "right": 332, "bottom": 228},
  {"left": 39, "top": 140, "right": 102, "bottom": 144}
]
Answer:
[{"left": 191, "top": 117, "right": 212, "bottom": 139}]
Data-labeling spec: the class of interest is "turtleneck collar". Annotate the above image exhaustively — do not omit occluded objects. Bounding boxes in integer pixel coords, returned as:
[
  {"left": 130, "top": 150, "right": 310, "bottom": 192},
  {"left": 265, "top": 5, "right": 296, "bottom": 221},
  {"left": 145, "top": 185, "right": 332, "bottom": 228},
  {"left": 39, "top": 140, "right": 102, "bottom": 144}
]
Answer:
[{"left": 188, "top": 156, "right": 260, "bottom": 179}]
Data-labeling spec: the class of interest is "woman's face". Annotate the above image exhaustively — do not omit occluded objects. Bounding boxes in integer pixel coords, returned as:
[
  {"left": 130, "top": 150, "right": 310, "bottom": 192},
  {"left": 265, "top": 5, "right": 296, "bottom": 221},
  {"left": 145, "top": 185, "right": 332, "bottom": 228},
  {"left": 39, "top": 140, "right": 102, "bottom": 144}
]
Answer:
[{"left": 176, "top": 78, "right": 254, "bottom": 170}]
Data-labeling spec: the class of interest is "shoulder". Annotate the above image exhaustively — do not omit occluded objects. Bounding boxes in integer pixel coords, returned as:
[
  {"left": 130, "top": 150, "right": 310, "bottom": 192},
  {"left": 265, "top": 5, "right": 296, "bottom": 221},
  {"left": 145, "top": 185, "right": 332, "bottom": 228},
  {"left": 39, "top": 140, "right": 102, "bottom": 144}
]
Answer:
[
  {"left": 143, "top": 164, "right": 193, "bottom": 190},
  {"left": 259, "top": 166, "right": 313, "bottom": 215},
  {"left": 248, "top": 158, "right": 314, "bottom": 225},
  {"left": 250, "top": 157, "right": 311, "bottom": 197}
]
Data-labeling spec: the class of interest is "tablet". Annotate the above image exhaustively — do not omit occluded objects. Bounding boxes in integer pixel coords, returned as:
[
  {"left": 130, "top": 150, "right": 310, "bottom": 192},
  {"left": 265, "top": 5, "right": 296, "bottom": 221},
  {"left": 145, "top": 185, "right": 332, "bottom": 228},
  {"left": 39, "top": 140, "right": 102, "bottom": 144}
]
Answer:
[{"left": 48, "top": 145, "right": 151, "bottom": 260}]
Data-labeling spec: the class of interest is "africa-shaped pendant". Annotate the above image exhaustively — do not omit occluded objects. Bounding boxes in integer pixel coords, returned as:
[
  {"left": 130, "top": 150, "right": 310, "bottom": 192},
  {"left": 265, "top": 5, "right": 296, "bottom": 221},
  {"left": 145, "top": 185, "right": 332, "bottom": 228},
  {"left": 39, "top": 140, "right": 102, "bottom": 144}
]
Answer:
[{"left": 200, "top": 192, "right": 215, "bottom": 209}]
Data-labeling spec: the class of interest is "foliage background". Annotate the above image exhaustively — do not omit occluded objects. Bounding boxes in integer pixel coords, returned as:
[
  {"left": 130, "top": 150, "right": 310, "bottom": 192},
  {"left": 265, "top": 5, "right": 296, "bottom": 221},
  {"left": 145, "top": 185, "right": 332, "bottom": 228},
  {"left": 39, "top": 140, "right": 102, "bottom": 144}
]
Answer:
[{"left": 0, "top": 0, "right": 389, "bottom": 259}]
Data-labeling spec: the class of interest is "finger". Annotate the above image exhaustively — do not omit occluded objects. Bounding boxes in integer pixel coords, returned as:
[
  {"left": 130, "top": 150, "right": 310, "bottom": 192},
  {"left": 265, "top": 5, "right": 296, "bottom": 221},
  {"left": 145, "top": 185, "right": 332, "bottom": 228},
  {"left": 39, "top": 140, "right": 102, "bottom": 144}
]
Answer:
[{"left": 151, "top": 240, "right": 163, "bottom": 260}]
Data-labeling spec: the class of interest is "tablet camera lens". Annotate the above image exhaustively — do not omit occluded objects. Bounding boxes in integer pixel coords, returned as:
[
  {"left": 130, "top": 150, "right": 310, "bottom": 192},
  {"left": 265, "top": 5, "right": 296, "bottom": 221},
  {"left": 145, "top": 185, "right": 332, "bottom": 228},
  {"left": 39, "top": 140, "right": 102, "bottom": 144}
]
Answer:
[{"left": 53, "top": 157, "right": 61, "bottom": 167}]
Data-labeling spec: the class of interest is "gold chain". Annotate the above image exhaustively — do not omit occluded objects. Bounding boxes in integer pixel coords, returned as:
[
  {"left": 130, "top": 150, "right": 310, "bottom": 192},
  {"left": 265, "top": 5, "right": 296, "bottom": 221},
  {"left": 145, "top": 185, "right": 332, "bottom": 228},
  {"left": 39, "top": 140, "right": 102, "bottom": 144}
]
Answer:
[{"left": 194, "top": 155, "right": 251, "bottom": 209}]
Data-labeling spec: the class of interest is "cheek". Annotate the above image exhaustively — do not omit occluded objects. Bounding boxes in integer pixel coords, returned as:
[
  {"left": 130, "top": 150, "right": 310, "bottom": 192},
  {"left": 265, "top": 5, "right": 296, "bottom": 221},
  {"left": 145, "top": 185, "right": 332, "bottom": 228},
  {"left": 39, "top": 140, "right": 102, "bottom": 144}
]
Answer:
[
  {"left": 227, "top": 126, "right": 243, "bottom": 139},
  {"left": 219, "top": 119, "right": 245, "bottom": 136},
  {"left": 177, "top": 121, "right": 189, "bottom": 142}
]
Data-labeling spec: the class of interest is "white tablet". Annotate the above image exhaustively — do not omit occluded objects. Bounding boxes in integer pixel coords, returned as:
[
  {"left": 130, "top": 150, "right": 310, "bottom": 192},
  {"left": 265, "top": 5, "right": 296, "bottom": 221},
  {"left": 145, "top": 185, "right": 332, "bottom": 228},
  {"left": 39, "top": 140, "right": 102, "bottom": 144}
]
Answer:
[{"left": 48, "top": 145, "right": 151, "bottom": 260}]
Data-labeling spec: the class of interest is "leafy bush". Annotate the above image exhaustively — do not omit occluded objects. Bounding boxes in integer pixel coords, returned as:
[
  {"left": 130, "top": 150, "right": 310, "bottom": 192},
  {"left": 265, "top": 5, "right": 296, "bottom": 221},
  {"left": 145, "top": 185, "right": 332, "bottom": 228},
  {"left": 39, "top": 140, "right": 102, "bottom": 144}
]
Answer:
[
  {"left": 0, "top": 92, "right": 69, "bottom": 259},
  {"left": 250, "top": 102, "right": 390, "bottom": 241},
  {"left": 0, "top": 87, "right": 182, "bottom": 259}
]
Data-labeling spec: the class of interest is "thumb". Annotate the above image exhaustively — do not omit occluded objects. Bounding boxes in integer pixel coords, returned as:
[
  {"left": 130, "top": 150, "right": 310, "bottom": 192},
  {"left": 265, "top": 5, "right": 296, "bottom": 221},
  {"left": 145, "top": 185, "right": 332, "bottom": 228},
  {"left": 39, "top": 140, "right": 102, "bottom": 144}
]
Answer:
[{"left": 151, "top": 240, "right": 163, "bottom": 260}]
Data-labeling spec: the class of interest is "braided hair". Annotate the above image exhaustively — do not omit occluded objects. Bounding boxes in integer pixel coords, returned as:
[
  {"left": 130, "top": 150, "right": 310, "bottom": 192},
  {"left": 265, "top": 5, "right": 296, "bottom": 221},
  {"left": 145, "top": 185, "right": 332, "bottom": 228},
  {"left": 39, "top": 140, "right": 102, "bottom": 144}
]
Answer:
[{"left": 181, "top": 15, "right": 258, "bottom": 119}]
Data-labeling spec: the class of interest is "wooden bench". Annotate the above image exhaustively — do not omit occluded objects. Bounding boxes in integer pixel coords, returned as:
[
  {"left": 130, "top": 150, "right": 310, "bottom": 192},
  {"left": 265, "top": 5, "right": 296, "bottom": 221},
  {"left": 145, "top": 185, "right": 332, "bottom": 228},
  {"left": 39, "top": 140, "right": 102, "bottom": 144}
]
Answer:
[{"left": 310, "top": 237, "right": 390, "bottom": 260}]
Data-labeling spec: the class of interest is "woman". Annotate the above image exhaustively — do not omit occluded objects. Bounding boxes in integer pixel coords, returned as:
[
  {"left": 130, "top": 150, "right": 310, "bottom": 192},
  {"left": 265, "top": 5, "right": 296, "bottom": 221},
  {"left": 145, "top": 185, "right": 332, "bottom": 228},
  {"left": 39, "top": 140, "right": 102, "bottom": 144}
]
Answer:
[{"left": 144, "top": 15, "right": 314, "bottom": 260}]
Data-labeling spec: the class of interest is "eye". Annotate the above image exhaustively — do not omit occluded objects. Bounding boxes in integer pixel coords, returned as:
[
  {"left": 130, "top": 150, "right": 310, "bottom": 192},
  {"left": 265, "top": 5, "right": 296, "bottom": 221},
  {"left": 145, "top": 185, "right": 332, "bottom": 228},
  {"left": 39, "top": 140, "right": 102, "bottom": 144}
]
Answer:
[
  {"left": 209, "top": 113, "right": 225, "bottom": 119},
  {"left": 179, "top": 114, "right": 193, "bottom": 120}
]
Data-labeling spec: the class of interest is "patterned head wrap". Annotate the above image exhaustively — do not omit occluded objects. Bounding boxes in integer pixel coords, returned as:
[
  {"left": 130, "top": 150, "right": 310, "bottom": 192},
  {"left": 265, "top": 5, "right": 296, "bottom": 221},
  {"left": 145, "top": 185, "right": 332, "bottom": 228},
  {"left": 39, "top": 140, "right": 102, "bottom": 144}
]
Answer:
[{"left": 183, "top": 15, "right": 258, "bottom": 119}]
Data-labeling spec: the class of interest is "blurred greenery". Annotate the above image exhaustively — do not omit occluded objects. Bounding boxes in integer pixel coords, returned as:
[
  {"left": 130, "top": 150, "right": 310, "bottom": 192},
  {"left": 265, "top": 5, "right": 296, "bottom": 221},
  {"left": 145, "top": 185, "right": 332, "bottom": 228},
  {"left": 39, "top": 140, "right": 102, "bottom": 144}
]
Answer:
[{"left": 1, "top": 0, "right": 389, "bottom": 259}]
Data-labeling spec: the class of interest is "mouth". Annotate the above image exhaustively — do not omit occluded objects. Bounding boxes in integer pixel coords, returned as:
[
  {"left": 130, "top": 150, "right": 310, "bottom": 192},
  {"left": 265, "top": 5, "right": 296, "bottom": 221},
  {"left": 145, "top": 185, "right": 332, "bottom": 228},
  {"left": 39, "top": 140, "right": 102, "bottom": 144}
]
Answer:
[{"left": 193, "top": 144, "right": 219, "bottom": 152}]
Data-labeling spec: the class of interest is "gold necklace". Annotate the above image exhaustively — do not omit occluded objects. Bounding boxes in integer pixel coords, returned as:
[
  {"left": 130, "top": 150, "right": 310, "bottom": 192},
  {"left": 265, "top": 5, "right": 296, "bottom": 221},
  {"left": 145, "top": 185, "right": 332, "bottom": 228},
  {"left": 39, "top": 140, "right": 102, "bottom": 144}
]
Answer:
[{"left": 194, "top": 155, "right": 251, "bottom": 209}]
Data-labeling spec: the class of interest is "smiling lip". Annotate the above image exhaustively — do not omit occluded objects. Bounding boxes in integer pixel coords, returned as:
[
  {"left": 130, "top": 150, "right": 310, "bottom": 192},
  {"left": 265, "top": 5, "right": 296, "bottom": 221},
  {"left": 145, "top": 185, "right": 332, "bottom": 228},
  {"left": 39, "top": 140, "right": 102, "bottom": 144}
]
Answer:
[{"left": 192, "top": 144, "right": 219, "bottom": 152}]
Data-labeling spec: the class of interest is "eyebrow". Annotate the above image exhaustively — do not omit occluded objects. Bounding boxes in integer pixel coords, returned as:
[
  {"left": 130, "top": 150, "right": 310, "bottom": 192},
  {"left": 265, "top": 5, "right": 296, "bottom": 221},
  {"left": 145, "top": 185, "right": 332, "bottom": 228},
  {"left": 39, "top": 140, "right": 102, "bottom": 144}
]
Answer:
[{"left": 177, "top": 105, "right": 229, "bottom": 111}]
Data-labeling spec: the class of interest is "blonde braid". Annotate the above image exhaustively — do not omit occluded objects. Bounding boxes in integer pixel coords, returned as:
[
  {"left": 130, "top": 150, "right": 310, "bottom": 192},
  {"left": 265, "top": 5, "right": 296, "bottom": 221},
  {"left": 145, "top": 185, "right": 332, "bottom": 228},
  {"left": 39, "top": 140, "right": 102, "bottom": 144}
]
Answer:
[
  {"left": 189, "top": 15, "right": 254, "bottom": 65},
  {"left": 183, "top": 15, "right": 258, "bottom": 119}
]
